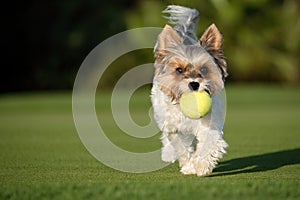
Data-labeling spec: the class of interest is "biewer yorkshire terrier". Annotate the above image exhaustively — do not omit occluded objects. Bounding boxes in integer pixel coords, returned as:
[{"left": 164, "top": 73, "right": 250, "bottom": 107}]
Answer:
[{"left": 151, "top": 5, "right": 228, "bottom": 176}]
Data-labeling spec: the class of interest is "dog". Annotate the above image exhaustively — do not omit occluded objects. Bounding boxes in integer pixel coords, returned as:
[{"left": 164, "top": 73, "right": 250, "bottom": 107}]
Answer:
[{"left": 151, "top": 5, "right": 228, "bottom": 176}]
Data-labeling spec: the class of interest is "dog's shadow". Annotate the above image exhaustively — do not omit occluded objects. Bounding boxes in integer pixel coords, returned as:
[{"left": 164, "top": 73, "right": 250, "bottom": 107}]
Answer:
[{"left": 211, "top": 148, "right": 300, "bottom": 177}]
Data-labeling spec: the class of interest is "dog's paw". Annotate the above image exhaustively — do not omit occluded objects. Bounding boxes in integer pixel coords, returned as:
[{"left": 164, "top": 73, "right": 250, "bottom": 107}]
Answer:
[
  {"left": 192, "top": 158, "right": 214, "bottom": 176},
  {"left": 161, "top": 144, "right": 177, "bottom": 163},
  {"left": 180, "top": 163, "right": 196, "bottom": 175},
  {"left": 180, "top": 159, "right": 212, "bottom": 176}
]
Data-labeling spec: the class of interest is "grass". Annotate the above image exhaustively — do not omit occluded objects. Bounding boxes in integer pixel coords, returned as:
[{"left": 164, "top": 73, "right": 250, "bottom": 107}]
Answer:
[{"left": 0, "top": 85, "right": 300, "bottom": 199}]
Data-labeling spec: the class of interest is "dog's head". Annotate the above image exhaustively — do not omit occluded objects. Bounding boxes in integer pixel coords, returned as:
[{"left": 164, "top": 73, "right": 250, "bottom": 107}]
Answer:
[{"left": 153, "top": 23, "right": 227, "bottom": 103}]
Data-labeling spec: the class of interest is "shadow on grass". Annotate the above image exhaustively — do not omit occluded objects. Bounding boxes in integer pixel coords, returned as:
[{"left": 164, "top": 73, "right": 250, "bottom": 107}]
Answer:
[{"left": 211, "top": 148, "right": 300, "bottom": 177}]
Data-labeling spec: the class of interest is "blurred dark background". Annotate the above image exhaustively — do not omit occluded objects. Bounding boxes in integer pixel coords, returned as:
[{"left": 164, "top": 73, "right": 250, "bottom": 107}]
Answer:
[{"left": 1, "top": 0, "right": 299, "bottom": 93}]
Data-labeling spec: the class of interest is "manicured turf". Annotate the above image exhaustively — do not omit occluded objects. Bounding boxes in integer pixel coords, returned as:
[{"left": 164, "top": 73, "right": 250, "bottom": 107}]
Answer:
[{"left": 0, "top": 85, "right": 300, "bottom": 199}]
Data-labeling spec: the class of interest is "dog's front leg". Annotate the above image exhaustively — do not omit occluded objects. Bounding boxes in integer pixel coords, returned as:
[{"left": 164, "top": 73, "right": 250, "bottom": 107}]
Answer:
[
  {"left": 190, "top": 129, "right": 228, "bottom": 176},
  {"left": 160, "top": 132, "right": 178, "bottom": 163}
]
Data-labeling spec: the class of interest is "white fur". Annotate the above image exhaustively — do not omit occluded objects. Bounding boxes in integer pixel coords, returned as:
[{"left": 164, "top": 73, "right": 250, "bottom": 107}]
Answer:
[{"left": 151, "top": 80, "right": 228, "bottom": 176}]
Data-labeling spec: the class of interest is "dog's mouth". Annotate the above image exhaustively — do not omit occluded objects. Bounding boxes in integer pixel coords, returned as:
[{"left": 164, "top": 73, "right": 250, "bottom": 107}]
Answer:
[
  {"left": 204, "top": 88, "right": 211, "bottom": 96},
  {"left": 177, "top": 88, "right": 211, "bottom": 102}
]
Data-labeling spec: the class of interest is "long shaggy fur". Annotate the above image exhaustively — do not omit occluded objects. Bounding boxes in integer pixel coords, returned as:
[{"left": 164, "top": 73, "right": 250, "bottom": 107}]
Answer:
[
  {"left": 162, "top": 5, "right": 199, "bottom": 44},
  {"left": 151, "top": 5, "right": 228, "bottom": 176}
]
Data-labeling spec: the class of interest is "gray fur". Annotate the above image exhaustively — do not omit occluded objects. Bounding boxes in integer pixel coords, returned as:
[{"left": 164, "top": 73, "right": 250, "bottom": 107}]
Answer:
[{"left": 163, "top": 5, "right": 199, "bottom": 45}]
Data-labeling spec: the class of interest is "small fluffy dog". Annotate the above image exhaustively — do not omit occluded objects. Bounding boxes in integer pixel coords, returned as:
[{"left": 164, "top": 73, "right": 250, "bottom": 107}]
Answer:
[{"left": 151, "top": 5, "right": 228, "bottom": 176}]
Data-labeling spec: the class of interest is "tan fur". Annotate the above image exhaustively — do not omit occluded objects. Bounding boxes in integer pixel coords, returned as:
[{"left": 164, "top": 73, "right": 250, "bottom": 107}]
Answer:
[
  {"left": 153, "top": 24, "right": 225, "bottom": 102},
  {"left": 151, "top": 17, "right": 228, "bottom": 176},
  {"left": 200, "top": 24, "right": 227, "bottom": 78}
]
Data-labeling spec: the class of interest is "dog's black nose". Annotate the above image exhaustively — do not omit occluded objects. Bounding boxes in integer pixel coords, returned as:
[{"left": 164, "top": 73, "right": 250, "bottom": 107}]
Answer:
[{"left": 189, "top": 82, "right": 199, "bottom": 91}]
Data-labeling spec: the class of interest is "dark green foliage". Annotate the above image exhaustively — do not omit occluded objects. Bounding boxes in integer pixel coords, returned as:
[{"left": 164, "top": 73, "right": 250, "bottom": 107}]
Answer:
[{"left": 2, "top": 1, "right": 300, "bottom": 92}]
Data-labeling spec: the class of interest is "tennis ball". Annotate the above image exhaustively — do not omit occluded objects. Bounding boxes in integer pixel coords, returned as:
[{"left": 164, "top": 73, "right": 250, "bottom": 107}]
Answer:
[{"left": 179, "top": 91, "right": 212, "bottom": 119}]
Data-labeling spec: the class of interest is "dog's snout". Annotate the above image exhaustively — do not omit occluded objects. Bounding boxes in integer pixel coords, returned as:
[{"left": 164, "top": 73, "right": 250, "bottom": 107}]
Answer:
[{"left": 189, "top": 82, "right": 199, "bottom": 91}]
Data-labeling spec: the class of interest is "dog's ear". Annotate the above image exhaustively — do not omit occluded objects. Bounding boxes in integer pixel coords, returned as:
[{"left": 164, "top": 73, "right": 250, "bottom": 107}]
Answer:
[
  {"left": 154, "top": 25, "right": 182, "bottom": 62},
  {"left": 200, "top": 24, "right": 228, "bottom": 79}
]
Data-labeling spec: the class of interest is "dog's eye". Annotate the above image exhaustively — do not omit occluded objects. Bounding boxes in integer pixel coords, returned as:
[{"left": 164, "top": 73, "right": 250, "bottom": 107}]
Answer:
[
  {"left": 200, "top": 66, "right": 208, "bottom": 75},
  {"left": 176, "top": 67, "right": 183, "bottom": 75}
]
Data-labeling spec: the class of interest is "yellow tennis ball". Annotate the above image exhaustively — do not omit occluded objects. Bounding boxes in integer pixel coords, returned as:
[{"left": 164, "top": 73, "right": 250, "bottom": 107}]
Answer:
[{"left": 179, "top": 91, "right": 212, "bottom": 119}]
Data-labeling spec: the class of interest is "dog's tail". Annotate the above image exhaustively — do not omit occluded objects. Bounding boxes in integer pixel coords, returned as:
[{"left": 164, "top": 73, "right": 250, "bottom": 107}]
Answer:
[{"left": 162, "top": 5, "right": 199, "bottom": 44}]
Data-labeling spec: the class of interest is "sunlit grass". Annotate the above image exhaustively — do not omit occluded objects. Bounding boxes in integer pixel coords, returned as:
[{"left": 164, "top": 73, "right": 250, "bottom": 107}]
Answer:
[{"left": 0, "top": 85, "right": 299, "bottom": 199}]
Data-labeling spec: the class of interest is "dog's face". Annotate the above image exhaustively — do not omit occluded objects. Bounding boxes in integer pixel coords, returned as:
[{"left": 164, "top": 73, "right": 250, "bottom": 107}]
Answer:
[{"left": 154, "top": 24, "right": 227, "bottom": 103}]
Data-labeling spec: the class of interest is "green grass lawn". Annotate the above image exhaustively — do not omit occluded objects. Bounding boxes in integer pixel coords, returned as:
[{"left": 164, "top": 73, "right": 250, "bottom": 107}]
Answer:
[{"left": 0, "top": 85, "right": 300, "bottom": 199}]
